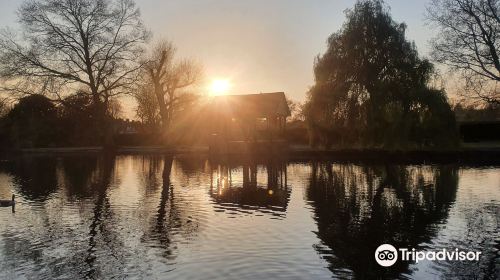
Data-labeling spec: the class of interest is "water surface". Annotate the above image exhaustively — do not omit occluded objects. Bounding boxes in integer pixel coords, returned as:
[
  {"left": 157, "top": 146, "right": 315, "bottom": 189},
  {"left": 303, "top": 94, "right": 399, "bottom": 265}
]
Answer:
[{"left": 0, "top": 155, "right": 498, "bottom": 279}]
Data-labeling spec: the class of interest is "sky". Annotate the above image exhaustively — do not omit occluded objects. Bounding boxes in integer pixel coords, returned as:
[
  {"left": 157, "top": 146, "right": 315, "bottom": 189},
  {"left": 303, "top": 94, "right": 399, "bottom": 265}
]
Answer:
[{"left": 0, "top": 0, "right": 437, "bottom": 117}]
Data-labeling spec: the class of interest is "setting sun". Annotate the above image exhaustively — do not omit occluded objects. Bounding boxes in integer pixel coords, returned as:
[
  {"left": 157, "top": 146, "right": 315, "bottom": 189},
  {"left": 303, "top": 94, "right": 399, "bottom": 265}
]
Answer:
[{"left": 210, "top": 79, "right": 230, "bottom": 96}]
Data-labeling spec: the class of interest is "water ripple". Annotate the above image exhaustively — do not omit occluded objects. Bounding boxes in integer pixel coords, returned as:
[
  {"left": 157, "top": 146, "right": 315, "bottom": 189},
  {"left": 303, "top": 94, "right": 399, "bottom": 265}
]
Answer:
[{"left": 0, "top": 156, "right": 498, "bottom": 279}]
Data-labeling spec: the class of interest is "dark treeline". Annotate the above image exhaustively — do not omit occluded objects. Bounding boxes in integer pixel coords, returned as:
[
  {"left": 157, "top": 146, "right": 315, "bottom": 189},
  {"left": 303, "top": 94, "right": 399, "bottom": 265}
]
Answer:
[
  {"left": 0, "top": 93, "right": 215, "bottom": 148},
  {"left": 0, "top": 94, "right": 100, "bottom": 148},
  {"left": 0, "top": 92, "right": 140, "bottom": 148}
]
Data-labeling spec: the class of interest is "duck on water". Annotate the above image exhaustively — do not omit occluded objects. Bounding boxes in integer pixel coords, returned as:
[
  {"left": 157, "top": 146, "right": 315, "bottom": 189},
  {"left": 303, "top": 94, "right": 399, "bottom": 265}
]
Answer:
[{"left": 0, "top": 194, "right": 15, "bottom": 212}]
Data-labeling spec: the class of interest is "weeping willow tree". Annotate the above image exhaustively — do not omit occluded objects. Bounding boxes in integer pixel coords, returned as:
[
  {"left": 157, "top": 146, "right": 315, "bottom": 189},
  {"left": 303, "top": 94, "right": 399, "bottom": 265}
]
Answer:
[{"left": 305, "top": 0, "right": 458, "bottom": 149}]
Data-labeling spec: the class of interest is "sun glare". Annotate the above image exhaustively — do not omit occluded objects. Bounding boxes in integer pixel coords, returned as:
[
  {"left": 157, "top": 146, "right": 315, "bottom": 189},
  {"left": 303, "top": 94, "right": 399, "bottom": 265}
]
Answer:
[{"left": 210, "top": 79, "right": 230, "bottom": 96}]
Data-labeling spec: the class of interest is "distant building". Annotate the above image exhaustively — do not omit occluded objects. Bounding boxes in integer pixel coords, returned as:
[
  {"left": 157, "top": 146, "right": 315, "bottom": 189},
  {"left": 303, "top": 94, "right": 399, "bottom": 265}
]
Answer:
[
  {"left": 209, "top": 92, "right": 291, "bottom": 154},
  {"left": 113, "top": 118, "right": 142, "bottom": 135}
]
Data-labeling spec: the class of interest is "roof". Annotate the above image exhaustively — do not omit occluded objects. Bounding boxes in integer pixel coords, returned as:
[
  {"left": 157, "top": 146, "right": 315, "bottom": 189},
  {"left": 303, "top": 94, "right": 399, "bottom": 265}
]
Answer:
[{"left": 211, "top": 92, "right": 290, "bottom": 118}]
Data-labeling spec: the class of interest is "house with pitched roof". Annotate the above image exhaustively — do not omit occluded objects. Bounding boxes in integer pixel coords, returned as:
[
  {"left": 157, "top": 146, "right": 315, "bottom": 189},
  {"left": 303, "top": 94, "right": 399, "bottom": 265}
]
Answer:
[{"left": 208, "top": 92, "right": 291, "bottom": 154}]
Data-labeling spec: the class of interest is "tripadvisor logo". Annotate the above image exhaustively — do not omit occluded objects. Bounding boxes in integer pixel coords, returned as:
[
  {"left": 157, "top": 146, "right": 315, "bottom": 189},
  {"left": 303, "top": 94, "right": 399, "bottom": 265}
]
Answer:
[{"left": 375, "top": 244, "right": 481, "bottom": 267}]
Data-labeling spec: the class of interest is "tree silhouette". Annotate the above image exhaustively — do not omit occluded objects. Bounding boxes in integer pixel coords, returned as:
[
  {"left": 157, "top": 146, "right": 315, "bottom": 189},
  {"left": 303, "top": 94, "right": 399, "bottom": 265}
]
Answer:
[
  {"left": 2, "top": 94, "right": 59, "bottom": 148},
  {"left": 0, "top": 0, "right": 149, "bottom": 144},
  {"left": 427, "top": 0, "right": 500, "bottom": 105},
  {"left": 139, "top": 40, "right": 202, "bottom": 143},
  {"left": 305, "top": 0, "right": 457, "bottom": 148}
]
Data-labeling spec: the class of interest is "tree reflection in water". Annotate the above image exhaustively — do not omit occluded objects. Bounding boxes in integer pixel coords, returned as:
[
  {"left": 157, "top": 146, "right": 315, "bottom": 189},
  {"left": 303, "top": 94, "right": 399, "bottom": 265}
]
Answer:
[
  {"left": 0, "top": 156, "right": 59, "bottom": 201},
  {"left": 83, "top": 154, "right": 128, "bottom": 279},
  {"left": 208, "top": 159, "right": 290, "bottom": 217},
  {"left": 141, "top": 155, "right": 177, "bottom": 259},
  {"left": 139, "top": 155, "right": 203, "bottom": 268},
  {"left": 1, "top": 156, "right": 496, "bottom": 279},
  {"left": 306, "top": 162, "right": 459, "bottom": 279},
  {"left": 0, "top": 155, "right": 129, "bottom": 278}
]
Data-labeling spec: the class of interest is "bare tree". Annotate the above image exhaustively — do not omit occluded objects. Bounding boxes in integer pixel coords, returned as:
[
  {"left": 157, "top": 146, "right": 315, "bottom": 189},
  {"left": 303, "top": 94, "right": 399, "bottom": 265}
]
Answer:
[
  {"left": 143, "top": 40, "right": 201, "bottom": 141},
  {"left": 0, "top": 0, "right": 149, "bottom": 138},
  {"left": 135, "top": 83, "right": 161, "bottom": 129},
  {"left": 427, "top": 0, "right": 500, "bottom": 104}
]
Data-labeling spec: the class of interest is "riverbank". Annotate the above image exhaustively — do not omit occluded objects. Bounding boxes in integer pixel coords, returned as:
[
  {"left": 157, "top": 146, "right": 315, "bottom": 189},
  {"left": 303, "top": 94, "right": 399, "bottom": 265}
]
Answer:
[
  {"left": 289, "top": 145, "right": 500, "bottom": 164},
  {"left": 4, "top": 143, "right": 500, "bottom": 164}
]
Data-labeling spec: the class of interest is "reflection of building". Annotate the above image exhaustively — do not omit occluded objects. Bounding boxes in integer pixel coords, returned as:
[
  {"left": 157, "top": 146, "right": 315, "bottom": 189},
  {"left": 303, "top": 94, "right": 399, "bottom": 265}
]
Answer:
[
  {"left": 209, "top": 161, "right": 290, "bottom": 216},
  {"left": 209, "top": 92, "right": 291, "bottom": 154}
]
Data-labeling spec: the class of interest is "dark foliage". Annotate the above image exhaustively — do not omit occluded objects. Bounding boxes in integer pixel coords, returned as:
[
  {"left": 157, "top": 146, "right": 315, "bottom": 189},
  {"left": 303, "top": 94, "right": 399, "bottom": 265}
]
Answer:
[
  {"left": 0, "top": 93, "right": 105, "bottom": 149},
  {"left": 0, "top": 95, "right": 59, "bottom": 148},
  {"left": 58, "top": 93, "right": 101, "bottom": 146},
  {"left": 305, "top": 0, "right": 458, "bottom": 149}
]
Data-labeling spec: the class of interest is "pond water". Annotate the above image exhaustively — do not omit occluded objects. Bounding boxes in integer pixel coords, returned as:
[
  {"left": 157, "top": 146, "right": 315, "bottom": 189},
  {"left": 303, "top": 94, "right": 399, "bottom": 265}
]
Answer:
[{"left": 0, "top": 155, "right": 499, "bottom": 279}]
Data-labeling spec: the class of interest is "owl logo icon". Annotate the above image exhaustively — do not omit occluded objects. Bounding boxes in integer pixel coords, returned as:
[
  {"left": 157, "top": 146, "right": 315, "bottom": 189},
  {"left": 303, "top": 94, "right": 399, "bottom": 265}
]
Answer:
[{"left": 375, "top": 244, "right": 398, "bottom": 267}]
